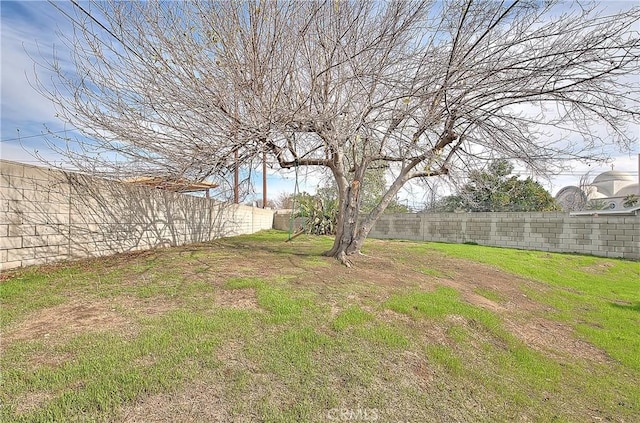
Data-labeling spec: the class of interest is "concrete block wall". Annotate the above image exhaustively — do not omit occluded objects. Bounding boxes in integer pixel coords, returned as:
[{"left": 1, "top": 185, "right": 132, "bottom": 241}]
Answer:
[
  {"left": 0, "top": 160, "right": 274, "bottom": 271},
  {"left": 272, "top": 211, "right": 305, "bottom": 232},
  {"left": 369, "top": 212, "right": 640, "bottom": 260}
]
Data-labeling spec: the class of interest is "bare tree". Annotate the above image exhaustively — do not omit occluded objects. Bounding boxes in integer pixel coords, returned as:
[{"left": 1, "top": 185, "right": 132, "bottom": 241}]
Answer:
[{"left": 35, "top": 0, "right": 640, "bottom": 264}]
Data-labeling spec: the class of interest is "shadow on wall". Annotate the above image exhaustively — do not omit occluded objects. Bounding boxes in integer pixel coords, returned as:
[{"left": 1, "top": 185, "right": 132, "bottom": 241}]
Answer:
[
  {"left": 0, "top": 160, "right": 272, "bottom": 269},
  {"left": 65, "top": 172, "right": 240, "bottom": 256}
]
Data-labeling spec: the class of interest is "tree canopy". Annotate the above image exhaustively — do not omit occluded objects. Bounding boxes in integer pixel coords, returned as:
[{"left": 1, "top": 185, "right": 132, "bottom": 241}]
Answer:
[
  {"left": 435, "top": 159, "right": 560, "bottom": 212},
  {"left": 37, "top": 0, "right": 640, "bottom": 263}
]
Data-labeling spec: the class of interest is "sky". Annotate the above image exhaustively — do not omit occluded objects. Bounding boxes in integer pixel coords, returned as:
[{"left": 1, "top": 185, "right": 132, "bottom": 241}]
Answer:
[{"left": 1, "top": 1, "right": 639, "bottom": 209}]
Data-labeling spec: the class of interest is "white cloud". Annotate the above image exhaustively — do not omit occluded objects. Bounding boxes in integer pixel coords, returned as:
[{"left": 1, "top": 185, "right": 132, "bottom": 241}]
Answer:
[{"left": 1, "top": 2, "right": 75, "bottom": 153}]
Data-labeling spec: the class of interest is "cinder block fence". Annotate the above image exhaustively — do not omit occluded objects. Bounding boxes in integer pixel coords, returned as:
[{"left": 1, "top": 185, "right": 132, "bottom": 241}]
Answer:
[
  {"left": 272, "top": 211, "right": 639, "bottom": 259},
  {"left": 3, "top": 158, "right": 638, "bottom": 270},
  {"left": 368, "top": 212, "right": 639, "bottom": 260},
  {"left": 0, "top": 160, "right": 274, "bottom": 271}
]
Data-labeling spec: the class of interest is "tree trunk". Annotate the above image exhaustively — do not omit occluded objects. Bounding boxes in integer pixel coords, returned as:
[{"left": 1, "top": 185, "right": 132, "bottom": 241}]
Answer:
[
  {"left": 324, "top": 165, "right": 413, "bottom": 266},
  {"left": 323, "top": 179, "right": 364, "bottom": 266}
]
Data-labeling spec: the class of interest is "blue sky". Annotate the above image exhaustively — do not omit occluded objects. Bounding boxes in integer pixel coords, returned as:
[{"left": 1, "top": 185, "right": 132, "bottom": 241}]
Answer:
[
  {"left": 1, "top": 1, "right": 638, "bottom": 207},
  {"left": 0, "top": 1, "right": 313, "bottom": 202},
  {"left": 1, "top": 1, "right": 65, "bottom": 157},
  {"left": 0, "top": 1, "right": 308, "bottom": 204}
]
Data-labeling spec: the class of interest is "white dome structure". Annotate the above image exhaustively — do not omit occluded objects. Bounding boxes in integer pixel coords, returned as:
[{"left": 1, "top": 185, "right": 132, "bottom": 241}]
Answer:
[
  {"left": 617, "top": 183, "right": 640, "bottom": 197},
  {"left": 591, "top": 171, "right": 636, "bottom": 197},
  {"left": 555, "top": 186, "right": 587, "bottom": 212},
  {"left": 592, "top": 170, "right": 635, "bottom": 183},
  {"left": 556, "top": 168, "right": 639, "bottom": 211}
]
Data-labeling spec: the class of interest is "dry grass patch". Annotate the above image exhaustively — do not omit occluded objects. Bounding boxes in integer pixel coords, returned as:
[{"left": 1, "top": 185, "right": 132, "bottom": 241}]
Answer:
[
  {"left": 3, "top": 299, "right": 133, "bottom": 344},
  {"left": 215, "top": 288, "right": 260, "bottom": 310},
  {"left": 117, "top": 378, "right": 230, "bottom": 423}
]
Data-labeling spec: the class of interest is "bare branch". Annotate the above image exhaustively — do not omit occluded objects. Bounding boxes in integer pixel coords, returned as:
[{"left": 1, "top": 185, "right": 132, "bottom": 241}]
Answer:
[{"left": 33, "top": 0, "right": 640, "bottom": 257}]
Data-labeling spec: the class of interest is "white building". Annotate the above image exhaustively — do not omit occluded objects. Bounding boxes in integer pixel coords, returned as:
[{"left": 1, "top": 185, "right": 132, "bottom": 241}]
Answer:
[{"left": 556, "top": 170, "right": 639, "bottom": 211}]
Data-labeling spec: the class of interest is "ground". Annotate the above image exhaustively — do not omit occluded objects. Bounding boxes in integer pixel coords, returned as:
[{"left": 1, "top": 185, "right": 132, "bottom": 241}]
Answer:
[
  {"left": 3, "top": 241, "right": 603, "bottom": 365},
  {"left": 1, "top": 231, "right": 638, "bottom": 422}
]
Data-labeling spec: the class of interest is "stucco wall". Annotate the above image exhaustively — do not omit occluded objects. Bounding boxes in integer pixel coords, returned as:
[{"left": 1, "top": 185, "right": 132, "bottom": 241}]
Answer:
[
  {"left": 369, "top": 212, "right": 639, "bottom": 260},
  {"left": 0, "top": 160, "right": 274, "bottom": 270}
]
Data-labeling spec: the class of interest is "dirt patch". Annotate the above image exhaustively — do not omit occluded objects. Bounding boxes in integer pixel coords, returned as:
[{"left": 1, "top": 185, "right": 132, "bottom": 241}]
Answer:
[
  {"left": 335, "top": 246, "right": 546, "bottom": 314},
  {"left": 27, "top": 350, "right": 75, "bottom": 368},
  {"left": 344, "top": 253, "right": 426, "bottom": 288},
  {"left": 215, "top": 288, "right": 260, "bottom": 310},
  {"left": 3, "top": 299, "right": 133, "bottom": 344},
  {"left": 119, "top": 341, "right": 257, "bottom": 423},
  {"left": 377, "top": 308, "right": 413, "bottom": 324},
  {"left": 581, "top": 262, "right": 615, "bottom": 274},
  {"left": 369, "top": 249, "right": 558, "bottom": 318},
  {"left": 418, "top": 257, "right": 548, "bottom": 313},
  {"left": 505, "top": 317, "right": 612, "bottom": 364},
  {"left": 417, "top": 259, "right": 612, "bottom": 364},
  {"left": 13, "top": 391, "right": 54, "bottom": 416},
  {"left": 0, "top": 271, "right": 15, "bottom": 283},
  {"left": 117, "top": 296, "right": 177, "bottom": 316},
  {"left": 406, "top": 349, "right": 435, "bottom": 387},
  {"left": 336, "top": 247, "right": 609, "bottom": 365}
]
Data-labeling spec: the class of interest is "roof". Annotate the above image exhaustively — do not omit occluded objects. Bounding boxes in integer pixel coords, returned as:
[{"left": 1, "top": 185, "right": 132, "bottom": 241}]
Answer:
[
  {"left": 617, "top": 184, "right": 640, "bottom": 197},
  {"left": 123, "top": 176, "right": 218, "bottom": 192},
  {"left": 592, "top": 170, "right": 635, "bottom": 184},
  {"left": 570, "top": 205, "right": 640, "bottom": 216}
]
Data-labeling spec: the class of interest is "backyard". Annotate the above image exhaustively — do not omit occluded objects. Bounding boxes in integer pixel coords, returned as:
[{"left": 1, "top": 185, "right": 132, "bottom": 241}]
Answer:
[{"left": 1, "top": 230, "right": 639, "bottom": 422}]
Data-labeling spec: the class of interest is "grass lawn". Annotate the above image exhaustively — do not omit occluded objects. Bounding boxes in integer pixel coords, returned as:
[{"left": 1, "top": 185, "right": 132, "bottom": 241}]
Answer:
[{"left": 1, "top": 230, "right": 639, "bottom": 422}]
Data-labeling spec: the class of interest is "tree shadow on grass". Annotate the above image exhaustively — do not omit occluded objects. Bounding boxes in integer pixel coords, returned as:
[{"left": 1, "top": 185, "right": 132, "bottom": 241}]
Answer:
[
  {"left": 209, "top": 238, "right": 329, "bottom": 259},
  {"left": 609, "top": 302, "right": 640, "bottom": 312}
]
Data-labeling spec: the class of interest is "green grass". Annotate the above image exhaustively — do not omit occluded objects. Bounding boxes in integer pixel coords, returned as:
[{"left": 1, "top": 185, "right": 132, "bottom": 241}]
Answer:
[
  {"left": 2, "top": 308, "right": 252, "bottom": 422},
  {"left": 473, "top": 287, "right": 505, "bottom": 303},
  {"left": 413, "top": 242, "right": 640, "bottom": 373},
  {"left": 354, "top": 323, "right": 410, "bottom": 349},
  {"left": 0, "top": 270, "right": 72, "bottom": 326},
  {"left": 421, "top": 243, "right": 638, "bottom": 299},
  {"left": 425, "top": 344, "right": 463, "bottom": 375},
  {"left": 385, "top": 287, "right": 504, "bottom": 339},
  {"left": 1, "top": 230, "right": 638, "bottom": 422},
  {"left": 331, "top": 306, "right": 374, "bottom": 331}
]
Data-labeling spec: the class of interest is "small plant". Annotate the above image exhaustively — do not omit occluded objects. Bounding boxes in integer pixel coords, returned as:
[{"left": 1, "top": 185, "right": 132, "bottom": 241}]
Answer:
[
  {"left": 623, "top": 194, "right": 639, "bottom": 208},
  {"left": 586, "top": 199, "right": 607, "bottom": 210}
]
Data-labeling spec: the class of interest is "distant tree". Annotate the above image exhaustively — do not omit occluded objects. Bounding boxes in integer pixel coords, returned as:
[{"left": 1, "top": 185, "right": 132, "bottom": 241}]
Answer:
[
  {"left": 274, "top": 192, "right": 296, "bottom": 210},
  {"left": 316, "top": 171, "right": 409, "bottom": 215},
  {"left": 384, "top": 201, "right": 411, "bottom": 214},
  {"left": 500, "top": 177, "right": 560, "bottom": 212},
  {"left": 432, "top": 194, "right": 466, "bottom": 213},
  {"left": 437, "top": 159, "right": 559, "bottom": 212},
  {"left": 38, "top": 1, "right": 640, "bottom": 264}
]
